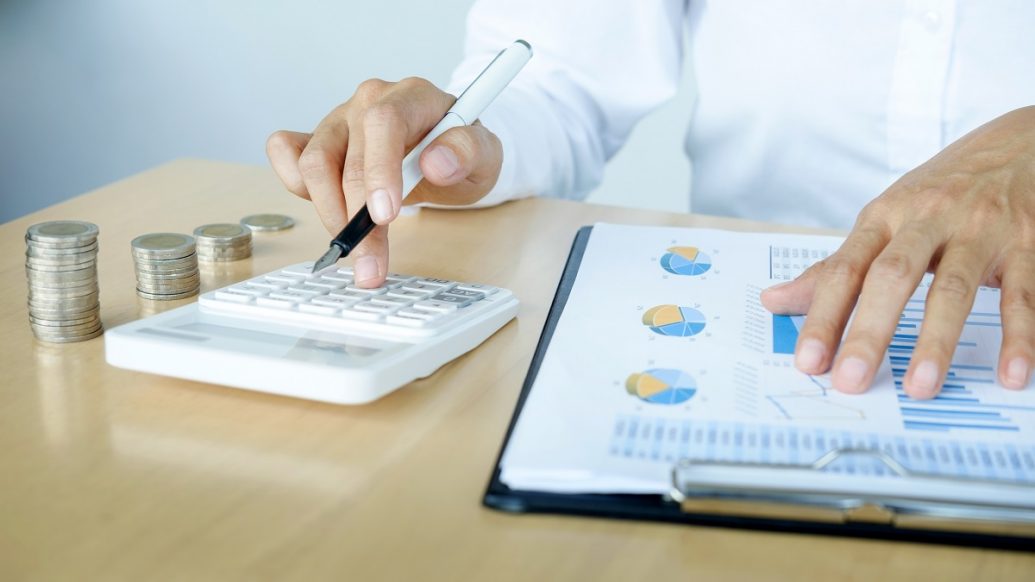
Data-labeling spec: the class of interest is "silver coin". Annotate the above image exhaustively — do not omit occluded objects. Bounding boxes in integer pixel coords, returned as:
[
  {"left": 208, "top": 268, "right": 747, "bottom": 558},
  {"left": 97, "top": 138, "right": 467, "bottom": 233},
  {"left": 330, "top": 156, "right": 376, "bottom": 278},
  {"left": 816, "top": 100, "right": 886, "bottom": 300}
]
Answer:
[
  {"left": 134, "top": 255, "right": 198, "bottom": 270},
  {"left": 240, "top": 213, "right": 294, "bottom": 232},
  {"left": 135, "top": 278, "right": 200, "bottom": 291},
  {"left": 25, "top": 235, "right": 98, "bottom": 250},
  {"left": 136, "top": 287, "right": 199, "bottom": 301},
  {"left": 31, "top": 318, "right": 102, "bottom": 333},
  {"left": 29, "top": 294, "right": 100, "bottom": 310},
  {"left": 32, "top": 326, "right": 104, "bottom": 343},
  {"left": 30, "top": 313, "right": 101, "bottom": 327},
  {"left": 194, "top": 223, "right": 252, "bottom": 241},
  {"left": 26, "top": 221, "right": 100, "bottom": 244},
  {"left": 131, "top": 233, "right": 196, "bottom": 260},
  {"left": 27, "top": 304, "right": 100, "bottom": 319},
  {"left": 25, "top": 241, "right": 99, "bottom": 257},
  {"left": 28, "top": 285, "right": 99, "bottom": 300},
  {"left": 25, "top": 251, "right": 98, "bottom": 267},
  {"left": 28, "top": 287, "right": 99, "bottom": 303},
  {"left": 26, "top": 267, "right": 98, "bottom": 285},
  {"left": 25, "top": 257, "right": 98, "bottom": 272},
  {"left": 135, "top": 269, "right": 200, "bottom": 281}
]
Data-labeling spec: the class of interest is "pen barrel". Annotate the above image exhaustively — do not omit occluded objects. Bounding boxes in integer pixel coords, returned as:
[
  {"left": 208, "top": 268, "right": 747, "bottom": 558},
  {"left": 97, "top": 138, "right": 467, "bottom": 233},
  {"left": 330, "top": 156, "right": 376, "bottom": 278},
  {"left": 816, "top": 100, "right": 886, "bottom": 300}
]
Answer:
[
  {"left": 400, "top": 112, "right": 466, "bottom": 199},
  {"left": 335, "top": 206, "right": 377, "bottom": 255},
  {"left": 450, "top": 41, "right": 532, "bottom": 123}
]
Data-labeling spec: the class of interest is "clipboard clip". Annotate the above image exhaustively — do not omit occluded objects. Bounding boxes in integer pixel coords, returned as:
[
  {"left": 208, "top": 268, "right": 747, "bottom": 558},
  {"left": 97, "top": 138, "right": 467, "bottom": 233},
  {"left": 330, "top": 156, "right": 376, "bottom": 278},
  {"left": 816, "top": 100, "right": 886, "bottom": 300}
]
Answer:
[{"left": 669, "top": 447, "right": 1035, "bottom": 536}]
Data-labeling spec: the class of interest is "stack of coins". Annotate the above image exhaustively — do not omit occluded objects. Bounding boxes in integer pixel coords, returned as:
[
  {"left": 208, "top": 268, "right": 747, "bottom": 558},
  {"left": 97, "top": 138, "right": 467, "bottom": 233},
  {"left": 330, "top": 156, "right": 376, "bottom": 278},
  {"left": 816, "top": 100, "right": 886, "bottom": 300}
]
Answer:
[
  {"left": 25, "top": 221, "right": 103, "bottom": 342},
  {"left": 193, "top": 223, "right": 252, "bottom": 261},
  {"left": 240, "top": 213, "right": 294, "bottom": 233},
  {"left": 131, "top": 233, "right": 200, "bottom": 300}
]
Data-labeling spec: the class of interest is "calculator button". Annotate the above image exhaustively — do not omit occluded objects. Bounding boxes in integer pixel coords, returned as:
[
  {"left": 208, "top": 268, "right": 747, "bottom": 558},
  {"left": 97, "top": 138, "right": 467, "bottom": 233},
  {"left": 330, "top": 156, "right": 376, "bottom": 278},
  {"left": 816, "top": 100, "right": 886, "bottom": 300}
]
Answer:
[
  {"left": 352, "top": 302, "right": 399, "bottom": 315},
  {"left": 299, "top": 303, "right": 340, "bottom": 315},
  {"left": 369, "top": 296, "right": 414, "bottom": 308},
  {"left": 340, "top": 308, "right": 384, "bottom": 322},
  {"left": 256, "top": 297, "right": 297, "bottom": 309},
  {"left": 441, "top": 289, "right": 485, "bottom": 301},
  {"left": 386, "top": 314, "right": 432, "bottom": 327},
  {"left": 228, "top": 285, "right": 269, "bottom": 297},
  {"left": 413, "top": 300, "right": 458, "bottom": 313},
  {"left": 289, "top": 283, "right": 331, "bottom": 295},
  {"left": 416, "top": 277, "right": 455, "bottom": 287},
  {"left": 386, "top": 289, "right": 433, "bottom": 301},
  {"left": 266, "top": 273, "right": 307, "bottom": 284},
  {"left": 306, "top": 278, "right": 349, "bottom": 290},
  {"left": 248, "top": 279, "right": 289, "bottom": 290},
  {"left": 400, "top": 282, "right": 447, "bottom": 294},
  {"left": 215, "top": 290, "right": 256, "bottom": 303},
  {"left": 432, "top": 293, "right": 473, "bottom": 307},
  {"left": 386, "top": 274, "right": 417, "bottom": 284},
  {"left": 312, "top": 295, "right": 362, "bottom": 308},
  {"left": 329, "top": 290, "right": 375, "bottom": 301},
  {"left": 336, "top": 267, "right": 354, "bottom": 276},
  {"left": 455, "top": 283, "right": 498, "bottom": 295},
  {"left": 317, "top": 273, "right": 353, "bottom": 284},
  {"left": 345, "top": 285, "right": 388, "bottom": 295},
  {"left": 270, "top": 290, "right": 319, "bottom": 301},
  {"left": 396, "top": 308, "right": 439, "bottom": 320},
  {"left": 282, "top": 263, "right": 317, "bottom": 275}
]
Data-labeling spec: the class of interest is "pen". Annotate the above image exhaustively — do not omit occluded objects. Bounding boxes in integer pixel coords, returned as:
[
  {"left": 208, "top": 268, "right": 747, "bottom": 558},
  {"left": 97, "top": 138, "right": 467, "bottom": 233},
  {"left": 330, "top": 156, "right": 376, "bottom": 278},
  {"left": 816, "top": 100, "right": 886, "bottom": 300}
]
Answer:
[{"left": 311, "top": 39, "right": 533, "bottom": 273}]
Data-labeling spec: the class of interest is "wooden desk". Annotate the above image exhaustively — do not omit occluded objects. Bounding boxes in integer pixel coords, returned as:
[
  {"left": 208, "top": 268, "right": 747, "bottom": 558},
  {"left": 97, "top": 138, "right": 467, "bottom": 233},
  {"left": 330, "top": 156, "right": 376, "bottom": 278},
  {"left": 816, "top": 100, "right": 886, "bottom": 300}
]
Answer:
[{"left": 1, "top": 160, "right": 1031, "bottom": 581}]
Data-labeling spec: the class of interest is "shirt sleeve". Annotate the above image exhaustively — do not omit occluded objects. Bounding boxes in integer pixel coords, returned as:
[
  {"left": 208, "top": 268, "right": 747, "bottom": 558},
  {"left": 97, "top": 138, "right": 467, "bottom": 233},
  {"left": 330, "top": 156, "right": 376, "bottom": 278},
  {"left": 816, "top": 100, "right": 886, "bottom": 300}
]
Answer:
[{"left": 445, "top": 0, "right": 688, "bottom": 207}]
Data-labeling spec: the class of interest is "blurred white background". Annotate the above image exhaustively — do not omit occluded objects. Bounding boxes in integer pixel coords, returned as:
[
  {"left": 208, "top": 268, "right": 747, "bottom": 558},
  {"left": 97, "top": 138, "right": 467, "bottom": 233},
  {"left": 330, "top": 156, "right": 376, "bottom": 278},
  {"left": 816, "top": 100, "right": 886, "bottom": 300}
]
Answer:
[{"left": 0, "top": 0, "right": 694, "bottom": 223}]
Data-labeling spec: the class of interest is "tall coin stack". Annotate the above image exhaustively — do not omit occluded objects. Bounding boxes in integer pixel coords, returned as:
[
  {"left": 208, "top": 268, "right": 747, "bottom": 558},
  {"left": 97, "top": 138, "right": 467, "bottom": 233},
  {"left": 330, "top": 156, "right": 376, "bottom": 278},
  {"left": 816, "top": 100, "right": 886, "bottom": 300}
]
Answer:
[
  {"left": 25, "top": 221, "right": 103, "bottom": 343},
  {"left": 193, "top": 223, "right": 253, "bottom": 261},
  {"left": 131, "top": 233, "right": 201, "bottom": 300}
]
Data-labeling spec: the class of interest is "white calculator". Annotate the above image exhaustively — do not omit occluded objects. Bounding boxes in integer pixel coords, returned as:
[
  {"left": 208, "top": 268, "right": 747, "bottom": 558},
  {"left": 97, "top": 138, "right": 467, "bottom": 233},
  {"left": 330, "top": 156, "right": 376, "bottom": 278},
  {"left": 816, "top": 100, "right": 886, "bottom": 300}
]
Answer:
[{"left": 105, "top": 262, "right": 519, "bottom": 404}]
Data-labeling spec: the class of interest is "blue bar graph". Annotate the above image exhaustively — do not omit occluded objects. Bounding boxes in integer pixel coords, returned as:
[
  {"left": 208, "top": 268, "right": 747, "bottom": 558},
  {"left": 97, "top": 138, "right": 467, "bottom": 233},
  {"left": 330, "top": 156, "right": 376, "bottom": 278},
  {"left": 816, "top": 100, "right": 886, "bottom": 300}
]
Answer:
[{"left": 772, "top": 314, "right": 803, "bottom": 355}]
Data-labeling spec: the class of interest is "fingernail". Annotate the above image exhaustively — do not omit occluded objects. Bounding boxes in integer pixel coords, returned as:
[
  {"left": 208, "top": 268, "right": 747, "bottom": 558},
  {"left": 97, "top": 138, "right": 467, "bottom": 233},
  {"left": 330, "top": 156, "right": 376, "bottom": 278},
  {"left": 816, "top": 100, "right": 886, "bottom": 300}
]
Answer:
[
  {"left": 910, "top": 360, "right": 941, "bottom": 397},
  {"left": 1005, "top": 357, "right": 1031, "bottom": 389},
  {"left": 795, "top": 339, "right": 826, "bottom": 373},
  {"left": 353, "top": 255, "right": 380, "bottom": 285},
  {"left": 368, "top": 189, "right": 393, "bottom": 223},
  {"left": 833, "top": 357, "right": 869, "bottom": 393},
  {"left": 766, "top": 280, "right": 794, "bottom": 292},
  {"left": 424, "top": 146, "right": 459, "bottom": 180}
]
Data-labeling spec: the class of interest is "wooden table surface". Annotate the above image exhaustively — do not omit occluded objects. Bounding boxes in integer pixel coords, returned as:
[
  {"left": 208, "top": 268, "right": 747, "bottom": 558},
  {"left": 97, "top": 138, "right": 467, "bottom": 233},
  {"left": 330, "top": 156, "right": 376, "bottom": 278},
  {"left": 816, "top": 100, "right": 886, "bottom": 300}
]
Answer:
[{"left": 1, "top": 160, "right": 1031, "bottom": 581}]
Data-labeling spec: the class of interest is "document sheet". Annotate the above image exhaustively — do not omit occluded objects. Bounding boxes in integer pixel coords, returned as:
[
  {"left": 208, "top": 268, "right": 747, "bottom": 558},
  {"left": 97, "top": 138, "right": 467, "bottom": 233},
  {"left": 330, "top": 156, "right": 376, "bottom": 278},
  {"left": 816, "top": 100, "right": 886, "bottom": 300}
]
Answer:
[{"left": 500, "top": 224, "right": 1035, "bottom": 506}]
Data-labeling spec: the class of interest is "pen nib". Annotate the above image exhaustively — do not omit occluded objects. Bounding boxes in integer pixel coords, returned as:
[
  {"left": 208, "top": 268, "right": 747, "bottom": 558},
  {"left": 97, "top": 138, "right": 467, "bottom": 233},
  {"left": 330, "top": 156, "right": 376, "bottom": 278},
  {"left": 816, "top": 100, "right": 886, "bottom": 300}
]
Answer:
[{"left": 312, "top": 245, "right": 343, "bottom": 273}]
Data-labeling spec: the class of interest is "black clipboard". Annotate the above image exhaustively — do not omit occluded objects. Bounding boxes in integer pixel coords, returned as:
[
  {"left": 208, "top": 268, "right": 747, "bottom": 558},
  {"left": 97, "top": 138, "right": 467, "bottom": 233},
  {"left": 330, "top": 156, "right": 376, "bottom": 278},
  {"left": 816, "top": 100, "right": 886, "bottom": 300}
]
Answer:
[{"left": 483, "top": 225, "right": 1035, "bottom": 551}]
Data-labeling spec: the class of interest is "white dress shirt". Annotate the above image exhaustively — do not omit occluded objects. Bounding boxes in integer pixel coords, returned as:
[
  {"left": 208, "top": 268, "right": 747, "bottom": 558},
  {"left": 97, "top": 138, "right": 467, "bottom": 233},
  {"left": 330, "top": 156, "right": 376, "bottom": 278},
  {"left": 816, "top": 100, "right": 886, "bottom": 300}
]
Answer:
[{"left": 448, "top": 0, "right": 1035, "bottom": 228}]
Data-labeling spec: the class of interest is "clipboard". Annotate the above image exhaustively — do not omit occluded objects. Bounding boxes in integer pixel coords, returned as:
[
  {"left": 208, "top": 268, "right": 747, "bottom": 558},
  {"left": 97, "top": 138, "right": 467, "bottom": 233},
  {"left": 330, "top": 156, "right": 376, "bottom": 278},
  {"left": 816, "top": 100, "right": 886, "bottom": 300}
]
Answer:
[{"left": 483, "top": 225, "right": 1035, "bottom": 550}]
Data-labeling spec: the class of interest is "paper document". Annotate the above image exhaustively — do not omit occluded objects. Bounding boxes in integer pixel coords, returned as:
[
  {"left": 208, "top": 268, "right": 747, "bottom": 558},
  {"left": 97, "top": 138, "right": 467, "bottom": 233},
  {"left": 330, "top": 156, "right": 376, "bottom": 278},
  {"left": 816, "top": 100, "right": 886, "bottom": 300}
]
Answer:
[{"left": 500, "top": 224, "right": 1035, "bottom": 506}]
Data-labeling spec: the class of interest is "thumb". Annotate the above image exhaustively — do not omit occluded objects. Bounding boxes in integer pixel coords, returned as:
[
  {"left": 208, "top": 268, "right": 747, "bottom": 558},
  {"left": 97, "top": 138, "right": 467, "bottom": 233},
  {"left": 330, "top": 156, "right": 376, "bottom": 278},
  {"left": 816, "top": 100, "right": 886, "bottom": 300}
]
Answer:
[
  {"left": 760, "top": 261, "right": 824, "bottom": 315},
  {"left": 409, "top": 123, "right": 502, "bottom": 206}
]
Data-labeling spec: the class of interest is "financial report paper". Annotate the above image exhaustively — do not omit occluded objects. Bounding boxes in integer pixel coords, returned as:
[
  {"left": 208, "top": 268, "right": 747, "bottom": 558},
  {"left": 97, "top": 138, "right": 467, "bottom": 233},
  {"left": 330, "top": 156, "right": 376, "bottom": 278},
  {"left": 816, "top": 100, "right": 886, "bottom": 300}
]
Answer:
[{"left": 500, "top": 224, "right": 1035, "bottom": 506}]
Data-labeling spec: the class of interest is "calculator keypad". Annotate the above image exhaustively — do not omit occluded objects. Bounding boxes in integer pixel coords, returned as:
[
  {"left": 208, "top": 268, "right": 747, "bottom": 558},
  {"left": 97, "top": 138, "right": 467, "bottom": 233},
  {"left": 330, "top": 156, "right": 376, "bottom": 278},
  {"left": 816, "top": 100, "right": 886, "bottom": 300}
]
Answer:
[{"left": 204, "top": 263, "right": 501, "bottom": 333}]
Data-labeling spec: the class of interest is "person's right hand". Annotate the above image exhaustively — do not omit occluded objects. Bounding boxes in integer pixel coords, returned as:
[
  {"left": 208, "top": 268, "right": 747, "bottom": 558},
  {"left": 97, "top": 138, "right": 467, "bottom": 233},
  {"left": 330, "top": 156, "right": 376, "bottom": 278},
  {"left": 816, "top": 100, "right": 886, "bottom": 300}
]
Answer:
[{"left": 266, "top": 77, "right": 504, "bottom": 287}]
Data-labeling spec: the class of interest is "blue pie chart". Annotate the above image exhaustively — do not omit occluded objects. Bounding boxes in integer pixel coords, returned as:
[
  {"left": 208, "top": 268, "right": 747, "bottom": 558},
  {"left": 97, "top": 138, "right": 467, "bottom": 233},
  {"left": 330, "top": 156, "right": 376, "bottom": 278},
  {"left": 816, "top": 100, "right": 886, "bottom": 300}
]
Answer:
[{"left": 660, "top": 246, "right": 711, "bottom": 276}]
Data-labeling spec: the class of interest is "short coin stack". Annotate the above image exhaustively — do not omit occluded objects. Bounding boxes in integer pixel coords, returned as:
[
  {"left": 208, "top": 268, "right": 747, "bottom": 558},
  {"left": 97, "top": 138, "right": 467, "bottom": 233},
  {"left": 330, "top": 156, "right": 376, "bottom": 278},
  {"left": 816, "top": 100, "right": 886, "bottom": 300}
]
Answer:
[
  {"left": 25, "top": 221, "right": 103, "bottom": 342},
  {"left": 194, "top": 223, "right": 253, "bottom": 261},
  {"left": 240, "top": 213, "right": 294, "bottom": 233},
  {"left": 131, "top": 233, "right": 201, "bottom": 300}
]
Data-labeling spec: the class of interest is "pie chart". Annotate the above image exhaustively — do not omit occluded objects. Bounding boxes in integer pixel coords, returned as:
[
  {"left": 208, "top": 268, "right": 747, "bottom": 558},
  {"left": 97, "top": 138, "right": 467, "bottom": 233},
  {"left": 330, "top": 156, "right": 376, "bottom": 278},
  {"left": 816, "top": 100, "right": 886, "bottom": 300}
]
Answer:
[
  {"left": 626, "top": 369, "right": 697, "bottom": 405},
  {"left": 660, "top": 246, "right": 711, "bottom": 276},
  {"left": 642, "top": 304, "right": 707, "bottom": 337}
]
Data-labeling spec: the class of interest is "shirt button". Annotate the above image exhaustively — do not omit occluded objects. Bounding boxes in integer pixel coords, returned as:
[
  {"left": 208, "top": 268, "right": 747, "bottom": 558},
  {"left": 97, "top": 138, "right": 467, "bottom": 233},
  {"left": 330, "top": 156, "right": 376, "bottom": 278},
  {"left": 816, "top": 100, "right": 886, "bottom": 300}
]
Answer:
[{"left": 923, "top": 10, "right": 941, "bottom": 32}]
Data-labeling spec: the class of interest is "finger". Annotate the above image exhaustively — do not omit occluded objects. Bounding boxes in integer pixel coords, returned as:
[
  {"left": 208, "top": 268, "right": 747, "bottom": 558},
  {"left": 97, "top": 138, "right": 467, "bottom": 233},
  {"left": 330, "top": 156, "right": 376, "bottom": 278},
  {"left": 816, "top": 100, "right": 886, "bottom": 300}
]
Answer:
[
  {"left": 407, "top": 123, "right": 503, "bottom": 206},
  {"left": 831, "top": 225, "right": 941, "bottom": 394},
  {"left": 349, "top": 225, "right": 390, "bottom": 288},
  {"left": 266, "top": 130, "right": 312, "bottom": 199},
  {"left": 997, "top": 249, "right": 1035, "bottom": 389},
  {"left": 298, "top": 106, "right": 351, "bottom": 233},
  {"left": 904, "top": 241, "right": 993, "bottom": 399},
  {"left": 362, "top": 80, "right": 456, "bottom": 223},
  {"left": 794, "top": 225, "right": 890, "bottom": 375},
  {"left": 341, "top": 117, "right": 367, "bottom": 225},
  {"left": 760, "top": 260, "right": 825, "bottom": 316}
]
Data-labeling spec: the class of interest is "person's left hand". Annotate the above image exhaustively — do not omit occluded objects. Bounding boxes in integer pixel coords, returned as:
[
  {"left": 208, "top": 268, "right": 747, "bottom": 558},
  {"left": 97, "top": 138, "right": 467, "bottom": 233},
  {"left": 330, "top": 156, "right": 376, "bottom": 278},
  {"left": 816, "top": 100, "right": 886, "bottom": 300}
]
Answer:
[{"left": 761, "top": 105, "right": 1035, "bottom": 399}]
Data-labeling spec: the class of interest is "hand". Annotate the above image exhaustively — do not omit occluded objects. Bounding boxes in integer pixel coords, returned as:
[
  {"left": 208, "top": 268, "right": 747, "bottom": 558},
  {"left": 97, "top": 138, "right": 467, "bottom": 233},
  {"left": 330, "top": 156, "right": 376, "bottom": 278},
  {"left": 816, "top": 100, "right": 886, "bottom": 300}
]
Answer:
[
  {"left": 762, "top": 105, "right": 1035, "bottom": 398},
  {"left": 266, "top": 77, "right": 504, "bottom": 287}
]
